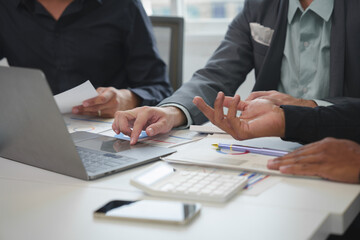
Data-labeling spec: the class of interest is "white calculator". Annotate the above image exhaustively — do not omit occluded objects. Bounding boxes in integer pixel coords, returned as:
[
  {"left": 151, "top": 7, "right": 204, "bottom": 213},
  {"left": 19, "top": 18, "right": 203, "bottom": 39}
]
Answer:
[{"left": 131, "top": 162, "right": 248, "bottom": 202}]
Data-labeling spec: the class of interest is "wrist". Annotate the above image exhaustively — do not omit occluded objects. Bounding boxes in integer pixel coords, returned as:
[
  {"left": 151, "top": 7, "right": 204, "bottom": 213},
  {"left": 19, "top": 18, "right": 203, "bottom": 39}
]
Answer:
[
  {"left": 275, "top": 107, "right": 286, "bottom": 138},
  {"left": 121, "top": 89, "right": 141, "bottom": 109},
  {"left": 299, "top": 99, "right": 317, "bottom": 108},
  {"left": 164, "top": 106, "right": 186, "bottom": 127}
]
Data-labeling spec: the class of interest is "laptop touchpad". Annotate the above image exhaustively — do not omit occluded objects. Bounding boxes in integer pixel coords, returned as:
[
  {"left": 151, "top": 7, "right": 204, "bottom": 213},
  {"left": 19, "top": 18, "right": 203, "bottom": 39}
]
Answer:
[{"left": 73, "top": 133, "right": 145, "bottom": 153}]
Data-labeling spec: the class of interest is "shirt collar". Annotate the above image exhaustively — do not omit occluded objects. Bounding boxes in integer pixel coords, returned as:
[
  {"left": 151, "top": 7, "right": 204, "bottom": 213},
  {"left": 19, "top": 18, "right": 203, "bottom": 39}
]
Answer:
[
  {"left": 309, "top": 0, "right": 334, "bottom": 22},
  {"left": 288, "top": 0, "right": 334, "bottom": 23}
]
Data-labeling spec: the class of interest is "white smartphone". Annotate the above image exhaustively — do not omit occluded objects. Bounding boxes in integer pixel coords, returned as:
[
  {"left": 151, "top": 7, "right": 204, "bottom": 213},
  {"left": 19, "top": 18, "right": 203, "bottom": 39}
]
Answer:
[{"left": 94, "top": 199, "right": 201, "bottom": 224}]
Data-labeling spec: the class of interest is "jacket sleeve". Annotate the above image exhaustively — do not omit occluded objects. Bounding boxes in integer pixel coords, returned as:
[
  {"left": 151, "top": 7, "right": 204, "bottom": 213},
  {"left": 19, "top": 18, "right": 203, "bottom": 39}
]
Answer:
[
  {"left": 281, "top": 98, "right": 360, "bottom": 144},
  {"left": 125, "top": 0, "right": 172, "bottom": 106},
  {"left": 159, "top": 0, "right": 255, "bottom": 124},
  {"left": 0, "top": 35, "right": 4, "bottom": 60}
]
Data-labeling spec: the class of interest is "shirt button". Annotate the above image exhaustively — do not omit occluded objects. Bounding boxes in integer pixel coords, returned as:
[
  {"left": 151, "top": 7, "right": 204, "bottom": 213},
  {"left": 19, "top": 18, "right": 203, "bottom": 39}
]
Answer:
[
  {"left": 303, "top": 88, "right": 308, "bottom": 93},
  {"left": 304, "top": 41, "right": 309, "bottom": 47}
]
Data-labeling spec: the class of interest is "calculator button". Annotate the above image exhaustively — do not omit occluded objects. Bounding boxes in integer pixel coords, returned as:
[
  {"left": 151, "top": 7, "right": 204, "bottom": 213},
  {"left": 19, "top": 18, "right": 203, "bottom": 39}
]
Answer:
[
  {"left": 132, "top": 162, "right": 248, "bottom": 202},
  {"left": 160, "top": 183, "right": 175, "bottom": 192}
]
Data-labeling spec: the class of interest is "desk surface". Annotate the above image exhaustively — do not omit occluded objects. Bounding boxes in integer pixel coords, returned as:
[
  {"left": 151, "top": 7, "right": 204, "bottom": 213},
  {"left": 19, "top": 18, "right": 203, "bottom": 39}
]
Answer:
[{"left": 1, "top": 151, "right": 360, "bottom": 240}]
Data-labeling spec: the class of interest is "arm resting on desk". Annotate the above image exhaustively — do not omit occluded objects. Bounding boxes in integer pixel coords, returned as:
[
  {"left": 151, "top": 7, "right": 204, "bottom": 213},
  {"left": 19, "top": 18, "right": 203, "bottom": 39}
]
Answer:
[
  {"left": 125, "top": 0, "right": 172, "bottom": 106},
  {"left": 282, "top": 98, "right": 360, "bottom": 144}
]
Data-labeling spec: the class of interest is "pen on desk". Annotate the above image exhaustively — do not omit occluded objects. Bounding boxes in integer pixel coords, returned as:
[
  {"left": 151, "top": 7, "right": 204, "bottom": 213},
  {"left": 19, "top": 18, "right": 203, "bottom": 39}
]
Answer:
[{"left": 212, "top": 143, "right": 288, "bottom": 157}]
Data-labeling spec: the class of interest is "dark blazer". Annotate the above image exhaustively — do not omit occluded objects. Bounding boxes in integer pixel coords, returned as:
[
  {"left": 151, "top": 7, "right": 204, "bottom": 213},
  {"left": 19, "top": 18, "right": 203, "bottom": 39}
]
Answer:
[
  {"left": 160, "top": 0, "right": 360, "bottom": 124},
  {"left": 282, "top": 98, "right": 360, "bottom": 144}
]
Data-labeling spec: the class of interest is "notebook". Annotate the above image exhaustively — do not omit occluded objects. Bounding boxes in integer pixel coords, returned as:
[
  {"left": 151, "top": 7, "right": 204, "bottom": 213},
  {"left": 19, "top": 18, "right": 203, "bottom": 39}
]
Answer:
[{"left": 0, "top": 66, "right": 175, "bottom": 180}]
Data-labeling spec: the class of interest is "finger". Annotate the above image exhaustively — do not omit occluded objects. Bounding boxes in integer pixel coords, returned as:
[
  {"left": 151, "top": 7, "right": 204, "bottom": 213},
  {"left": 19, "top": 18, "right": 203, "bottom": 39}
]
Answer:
[
  {"left": 227, "top": 95, "right": 240, "bottom": 120},
  {"left": 72, "top": 106, "right": 99, "bottom": 117},
  {"left": 276, "top": 142, "right": 324, "bottom": 161},
  {"left": 245, "top": 91, "right": 269, "bottom": 101},
  {"left": 113, "top": 111, "right": 134, "bottom": 136},
  {"left": 82, "top": 96, "right": 101, "bottom": 107},
  {"left": 72, "top": 105, "right": 83, "bottom": 114},
  {"left": 223, "top": 96, "right": 243, "bottom": 109},
  {"left": 256, "top": 96, "right": 281, "bottom": 106},
  {"left": 214, "top": 92, "right": 225, "bottom": 123},
  {"left": 80, "top": 101, "right": 114, "bottom": 113},
  {"left": 96, "top": 87, "right": 106, "bottom": 94},
  {"left": 279, "top": 163, "right": 321, "bottom": 177},
  {"left": 238, "top": 100, "right": 248, "bottom": 111},
  {"left": 97, "top": 88, "right": 116, "bottom": 104},
  {"left": 94, "top": 109, "right": 114, "bottom": 118},
  {"left": 83, "top": 88, "right": 115, "bottom": 107},
  {"left": 76, "top": 109, "right": 114, "bottom": 118},
  {"left": 146, "top": 118, "right": 171, "bottom": 137},
  {"left": 226, "top": 98, "right": 246, "bottom": 139},
  {"left": 130, "top": 111, "right": 152, "bottom": 145},
  {"left": 112, "top": 114, "right": 120, "bottom": 134},
  {"left": 193, "top": 96, "right": 215, "bottom": 122},
  {"left": 268, "top": 153, "right": 324, "bottom": 170},
  {"left": 73, "top": 105, "right": 101, "bottom": 116}
]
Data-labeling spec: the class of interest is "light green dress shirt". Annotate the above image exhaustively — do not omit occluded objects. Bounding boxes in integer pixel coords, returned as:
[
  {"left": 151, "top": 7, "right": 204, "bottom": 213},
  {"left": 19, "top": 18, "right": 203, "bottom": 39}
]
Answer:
[
  {"left": 278, "top": 0, "right": 334, "bottom": 106},
  {"left": 166, "top": 0, "right": 335, "bottom": 128}
]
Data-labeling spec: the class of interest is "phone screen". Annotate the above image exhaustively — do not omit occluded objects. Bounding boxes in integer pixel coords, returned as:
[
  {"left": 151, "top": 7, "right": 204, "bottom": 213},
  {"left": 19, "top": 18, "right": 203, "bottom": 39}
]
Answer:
[{"left": 94, "top": 200, "right": 201, "bottom": 224}]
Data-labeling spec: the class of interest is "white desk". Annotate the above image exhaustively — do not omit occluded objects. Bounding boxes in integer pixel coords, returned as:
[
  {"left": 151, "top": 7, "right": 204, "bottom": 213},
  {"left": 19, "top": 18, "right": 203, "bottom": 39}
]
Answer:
[{"left": 1, "top": 152, "right": 360, "bottom": 240}]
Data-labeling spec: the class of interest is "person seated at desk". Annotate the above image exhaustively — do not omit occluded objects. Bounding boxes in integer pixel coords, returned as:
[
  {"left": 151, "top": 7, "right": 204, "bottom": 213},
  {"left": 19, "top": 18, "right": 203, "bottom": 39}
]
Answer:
[
  {"left": 193, "top": 91, "right": 360, "bottom": 183},
  {"left": 111, "top": 0, "right": 360, "bottom": 144},
  {"left": 0, "top": 0, "right": 172, "bottom": 118},
  {"left": 194, "top": 93, "right": 360, "bottom": 240}
]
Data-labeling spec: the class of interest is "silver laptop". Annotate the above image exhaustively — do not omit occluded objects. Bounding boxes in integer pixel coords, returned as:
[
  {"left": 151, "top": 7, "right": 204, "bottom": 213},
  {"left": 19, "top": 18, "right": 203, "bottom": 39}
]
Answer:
[{"left": 0, "top": 66, "right": 175, "bottom": 180}]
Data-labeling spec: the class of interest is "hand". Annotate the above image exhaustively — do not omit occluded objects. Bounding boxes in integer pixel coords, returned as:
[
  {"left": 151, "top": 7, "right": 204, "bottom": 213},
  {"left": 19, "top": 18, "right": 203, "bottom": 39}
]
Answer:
[
  {"left": 112, "top": 106, "right": 186, "bottom": 145},
  {"left": 193, "top": 92, "right": 285, "bottom": 140},
  {"left": 72, "top": 87, "right": 141, "bottom": 118},
  {"left": 246, "top": 90, "right": 317, "bottom": 107},
  {"left": 267, "top": 138, "right": 360, "bottom": 183}
]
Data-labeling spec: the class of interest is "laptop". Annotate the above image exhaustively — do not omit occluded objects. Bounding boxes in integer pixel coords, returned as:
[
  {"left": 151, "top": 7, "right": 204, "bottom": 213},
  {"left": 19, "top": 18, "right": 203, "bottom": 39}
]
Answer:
[{"left": 0, "top": 66, "right": 176, "bottom": 180}]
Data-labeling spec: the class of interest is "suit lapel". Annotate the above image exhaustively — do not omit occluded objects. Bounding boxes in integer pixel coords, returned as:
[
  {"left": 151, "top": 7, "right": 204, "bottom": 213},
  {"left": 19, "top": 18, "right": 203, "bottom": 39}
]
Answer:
[
  {"left": 329, "top": 0, "right": 345, "bottom": 97},
  {"left": 253, "top": 0, "right": 289, "bottom": 91}
]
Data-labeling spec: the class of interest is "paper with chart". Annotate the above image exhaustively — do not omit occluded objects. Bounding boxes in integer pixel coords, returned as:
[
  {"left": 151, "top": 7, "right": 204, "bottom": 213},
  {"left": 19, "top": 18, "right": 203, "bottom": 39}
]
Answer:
[
  {"left": 190, "top": 122, "right": 226, "bottom": 134},
  {"left": 54, "top": 80, "right": 98, "bottom": 114},
  {"left": 63, "top": 114, "right": 113, "bottom": 133},
  {"left": 100, "top": 129, "right": 206, "bottom": 148},
  {"left": 163, "top": 135, "right": 290, "bottom": 176}
]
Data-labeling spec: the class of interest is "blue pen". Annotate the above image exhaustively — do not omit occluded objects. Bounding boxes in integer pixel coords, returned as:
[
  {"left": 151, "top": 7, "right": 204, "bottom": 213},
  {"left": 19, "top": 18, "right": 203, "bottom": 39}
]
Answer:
[{"left": 212, "top": 143, "right": 288, "bottom": 157}]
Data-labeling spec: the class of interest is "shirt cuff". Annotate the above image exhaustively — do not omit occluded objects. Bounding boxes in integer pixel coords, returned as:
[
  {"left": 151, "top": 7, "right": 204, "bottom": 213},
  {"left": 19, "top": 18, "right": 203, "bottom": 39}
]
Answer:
[
  {"left": 313, "top": 99, "right": 333, "bottom": 107},
  {"left": 159, "top": 103, "right": 193, "bottom": 129}
]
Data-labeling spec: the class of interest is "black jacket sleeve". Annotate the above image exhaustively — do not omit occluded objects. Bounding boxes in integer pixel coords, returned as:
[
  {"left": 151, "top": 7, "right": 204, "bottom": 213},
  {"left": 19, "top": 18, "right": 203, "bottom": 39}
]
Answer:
[
  {"left": 0, "top": 32, "right": 3, "bottom": 60},
  {"left": 125, "top": 0, "right": 172, "bottom": 106},
  {"left": 281, "top": 98, "right": 360, "bottom": 144}
]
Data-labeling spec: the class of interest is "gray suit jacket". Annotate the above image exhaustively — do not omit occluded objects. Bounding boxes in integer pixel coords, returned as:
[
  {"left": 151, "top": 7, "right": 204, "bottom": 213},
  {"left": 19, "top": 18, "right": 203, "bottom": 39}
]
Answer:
[{"left": 160, "top": 0, "right": 360, "bottom": 124}]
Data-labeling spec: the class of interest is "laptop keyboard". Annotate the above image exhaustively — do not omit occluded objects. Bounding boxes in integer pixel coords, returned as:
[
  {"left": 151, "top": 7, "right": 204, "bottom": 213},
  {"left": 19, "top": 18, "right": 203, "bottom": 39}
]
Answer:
[{"left": 77, "top": 147, "right": 137, "bottom": 174}]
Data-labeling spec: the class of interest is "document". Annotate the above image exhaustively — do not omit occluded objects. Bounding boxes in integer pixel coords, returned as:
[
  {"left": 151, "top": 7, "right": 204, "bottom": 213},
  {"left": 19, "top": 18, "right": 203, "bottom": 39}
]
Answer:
[
  {"left": 163, "top": 135, "right": 301, "bottom": 176},
  {"left": 190, "top": 122, "right": 226, "bottom": 134},
  {"left": 100, "top": 129, "right": 206, "bottom": 148},
  {"left": 63, "top": 114, "right": 113, "bottom": 134},
  {"left": 54, "top": 80, "right": 98, "bottom": 114}
]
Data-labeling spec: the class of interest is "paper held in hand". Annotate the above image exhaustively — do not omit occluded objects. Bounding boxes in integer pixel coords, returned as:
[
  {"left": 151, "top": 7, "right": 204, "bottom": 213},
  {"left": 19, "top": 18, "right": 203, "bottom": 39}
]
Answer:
[{"left": 54, "top": 80, "right": 98, "bottom": 114}]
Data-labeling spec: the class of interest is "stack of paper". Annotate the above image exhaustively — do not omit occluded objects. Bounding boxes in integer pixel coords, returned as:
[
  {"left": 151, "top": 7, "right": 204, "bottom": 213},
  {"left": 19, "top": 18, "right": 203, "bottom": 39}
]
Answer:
[{"left": 163, "top": 135, "right": 302, "bottom": 176}]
